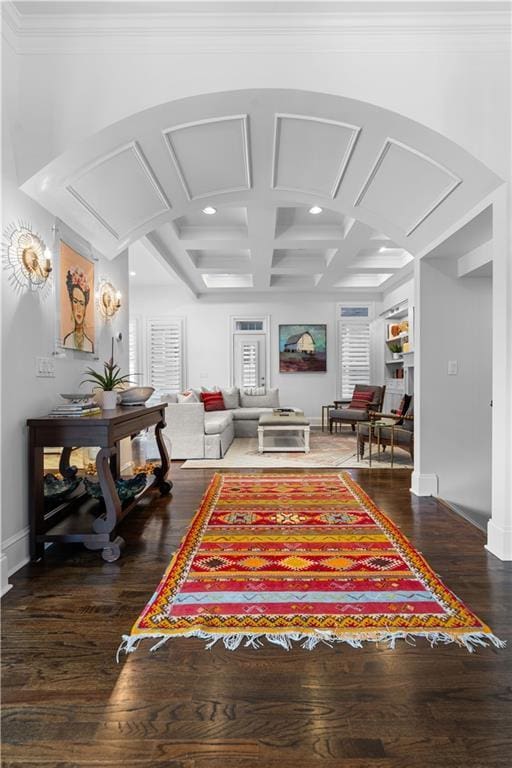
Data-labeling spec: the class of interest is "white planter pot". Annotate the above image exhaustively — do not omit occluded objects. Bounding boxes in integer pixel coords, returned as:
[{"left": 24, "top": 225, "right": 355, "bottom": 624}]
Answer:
[{"left": 101, "top": 391, "right": 118, "bottom": 409}]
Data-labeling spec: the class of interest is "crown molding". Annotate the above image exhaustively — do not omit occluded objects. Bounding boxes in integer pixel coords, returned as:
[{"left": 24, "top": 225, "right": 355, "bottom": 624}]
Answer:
[{"left": 3, "top": 1, "right": 510, "bottom": 55}]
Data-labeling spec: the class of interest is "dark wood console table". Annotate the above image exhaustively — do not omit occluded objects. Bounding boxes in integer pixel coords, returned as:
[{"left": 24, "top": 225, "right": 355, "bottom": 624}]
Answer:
[{"left": 27, "top": 403, "right": 172, "bottom": 563}]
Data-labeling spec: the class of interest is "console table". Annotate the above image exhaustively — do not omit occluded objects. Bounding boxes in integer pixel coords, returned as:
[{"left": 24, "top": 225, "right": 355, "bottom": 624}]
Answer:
[{"left": 27, "top": 403, "right": 171, "bottom": 563}]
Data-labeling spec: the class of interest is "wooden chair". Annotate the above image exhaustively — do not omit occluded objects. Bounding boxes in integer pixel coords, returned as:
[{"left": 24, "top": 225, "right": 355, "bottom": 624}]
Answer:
[{"left": 329, "top": 385, "right": 386, "bottom": 433}]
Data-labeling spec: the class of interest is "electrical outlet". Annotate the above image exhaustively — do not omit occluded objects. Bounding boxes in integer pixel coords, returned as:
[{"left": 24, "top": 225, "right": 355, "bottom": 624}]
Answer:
[
  {"left": 447, "top": 360, "right": 458, "bottom": 376},
  {"left": 36, "top": 357, "right": 55, "bottom": 378}
]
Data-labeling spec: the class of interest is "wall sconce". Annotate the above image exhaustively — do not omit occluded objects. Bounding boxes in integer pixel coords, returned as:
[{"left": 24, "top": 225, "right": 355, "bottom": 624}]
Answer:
[
  {"left": 97, "top": 279, "right": 122, "bottom": 320},
  {"left": 2, "top": 222, "right": 52, "bottom": 292}
]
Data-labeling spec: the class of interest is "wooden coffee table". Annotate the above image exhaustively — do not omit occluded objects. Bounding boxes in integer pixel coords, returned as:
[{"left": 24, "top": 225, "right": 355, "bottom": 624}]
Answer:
[{"left": 258, "top": 410, "right": 310, "bottom": 453}]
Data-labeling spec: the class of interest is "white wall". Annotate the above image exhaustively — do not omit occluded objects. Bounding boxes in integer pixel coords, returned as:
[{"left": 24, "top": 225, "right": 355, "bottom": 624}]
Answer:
[
  {"left": 131, "top": 285, "right": 355, "bottom": 421},
  {"left": 413, "top": 257, "right": 492, "bottom": 527},
  {"left": 1, "top": 60, "right": 130, "bottom": 584}
]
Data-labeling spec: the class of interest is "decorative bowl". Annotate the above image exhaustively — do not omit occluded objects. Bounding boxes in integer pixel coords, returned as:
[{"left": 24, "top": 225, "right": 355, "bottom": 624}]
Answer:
[
  {"left": 60, "top": 393, "right": 95, "bottom": 403},
  {"left": 44, "top": 473, "right": 80, "bottom": 500},
  {"left": 119, "top": 386, "right": 155, "bottom": 405},
  {"left": 84, "top": 472, "right": 147, "bottom": 502}
]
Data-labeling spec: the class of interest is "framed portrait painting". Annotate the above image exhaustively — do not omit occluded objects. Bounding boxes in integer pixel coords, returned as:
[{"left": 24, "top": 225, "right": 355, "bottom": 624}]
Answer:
[
  {"left": 59, "top": 241, "right": 95, "bottom": 353},
  {"left": 279, "top": 324, "right": 327, "bottom": 372}
]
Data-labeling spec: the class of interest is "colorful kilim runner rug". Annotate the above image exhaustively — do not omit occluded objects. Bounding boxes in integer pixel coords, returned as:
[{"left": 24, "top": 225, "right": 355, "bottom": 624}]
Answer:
[{"left": 119, "top": 472, "right": 504, "bottom": 656}]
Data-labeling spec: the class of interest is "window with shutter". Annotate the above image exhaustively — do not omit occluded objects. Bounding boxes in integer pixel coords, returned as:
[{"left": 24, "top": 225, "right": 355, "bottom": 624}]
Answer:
[
  {"left": 128, "top": 318, "right": 139, "bottom": 380},
  {"left": 339, "top": 323, "right": 371, "bottom": 399},
  {"left": 241, "top": 342, "right": 258, "bottom": 387},
  {"left": 235, "top": 320, "right": 264, "bottom": 332},
  {"left": 145, "top": 318, "right": 184, "bottom": 393}
]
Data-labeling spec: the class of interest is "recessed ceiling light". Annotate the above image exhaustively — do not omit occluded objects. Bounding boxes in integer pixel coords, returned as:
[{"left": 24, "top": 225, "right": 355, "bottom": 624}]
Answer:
[
  {"left": 379, "top": 246, "right": 394, "bottom": 253},
  {"left": 202, "top": 206, "right": 217, "bottom": 215},
  {"left": 129, "top": 271, "right": 136, "bottom": 277},
  {"left": 308, "top": 206, "right": 323, "bottom": 215}
]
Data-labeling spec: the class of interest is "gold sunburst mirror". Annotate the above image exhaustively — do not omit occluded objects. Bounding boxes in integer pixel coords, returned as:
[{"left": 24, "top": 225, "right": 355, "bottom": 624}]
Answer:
[{"left": 2, "top": 221, "right": 52, "bottom": 292}]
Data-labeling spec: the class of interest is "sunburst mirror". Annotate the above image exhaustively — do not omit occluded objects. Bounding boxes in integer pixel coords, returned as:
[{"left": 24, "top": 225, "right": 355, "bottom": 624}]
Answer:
[{"left": 2, "top": 221, "right": 52, "bottom": 292}]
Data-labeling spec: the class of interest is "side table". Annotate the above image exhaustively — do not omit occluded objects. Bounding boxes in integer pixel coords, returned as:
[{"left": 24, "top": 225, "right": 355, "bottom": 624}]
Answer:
[
  {"left": 321, "top": 404, "right": 335, "bottom": 432},
  {"left": 357, "top": 420, "right": 392, "bottom": 467}
]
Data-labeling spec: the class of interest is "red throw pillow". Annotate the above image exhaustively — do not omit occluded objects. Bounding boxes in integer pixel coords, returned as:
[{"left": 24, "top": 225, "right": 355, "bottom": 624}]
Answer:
[
  {"left": 349, "top": 389, "right": 374, "bottom": 410},
  {"left": 200, "top": 391, "right": 226, "bottom": 412}
]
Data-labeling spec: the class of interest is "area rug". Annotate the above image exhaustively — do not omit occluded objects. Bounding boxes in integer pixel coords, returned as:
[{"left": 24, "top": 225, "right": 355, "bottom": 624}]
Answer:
[
  {"left": 118, "top": 472, "right": 503, "bottom": 657},
  {"left": 180, "top": 434, "right": 413, "bottom": 469}
]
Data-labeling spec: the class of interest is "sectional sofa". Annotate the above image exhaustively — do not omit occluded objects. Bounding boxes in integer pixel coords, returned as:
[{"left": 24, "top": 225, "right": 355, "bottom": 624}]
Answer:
[{"left": 160, "top": 387, "right": 281, "bottom": 459}]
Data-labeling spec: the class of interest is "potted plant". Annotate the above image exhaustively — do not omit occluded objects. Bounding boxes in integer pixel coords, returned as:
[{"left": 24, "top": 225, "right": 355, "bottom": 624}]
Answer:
[
  {"left": 81, "top": 357, "right": 133, "bottom": 410},
  {"left": 387, "top": 341, "right": 403, "bottom": 360}
]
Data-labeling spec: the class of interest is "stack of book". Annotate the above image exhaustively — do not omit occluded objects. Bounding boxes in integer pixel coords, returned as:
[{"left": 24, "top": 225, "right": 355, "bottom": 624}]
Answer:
[{"left": 47, "top": 402, "right": 102, "bottom": 418}]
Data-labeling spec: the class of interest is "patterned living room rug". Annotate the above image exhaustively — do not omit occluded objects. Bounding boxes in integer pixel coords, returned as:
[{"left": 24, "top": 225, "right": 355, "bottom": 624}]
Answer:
[
  {"left": 119, "top": 472, "right": 503, "bottom": 657},
  {"left": 180, "top": 433, "right": 413, "bottom": 469}
]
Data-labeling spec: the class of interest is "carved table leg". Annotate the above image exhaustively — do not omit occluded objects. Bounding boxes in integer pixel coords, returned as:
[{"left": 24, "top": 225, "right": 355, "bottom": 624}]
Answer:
[
  {"left": 84, "top": 534, "right": 125, "bottom": 562},
  {"left": 59, "top": 447, "right": 78, "bottom": 480},
  {"left": 154, "top": 415, "right": 172, "bottom": 495},
  {"left": 92, "top": 447, "right": 122, "bottom": 534},
  {"left": 109, "top": 444, "right": 121, "bottom": 481}
]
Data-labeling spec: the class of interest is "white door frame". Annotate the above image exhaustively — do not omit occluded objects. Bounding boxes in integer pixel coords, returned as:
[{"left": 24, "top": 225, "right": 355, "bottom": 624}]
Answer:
[{"left": 229, "top": 315, "right": 271, "bottom": 388}]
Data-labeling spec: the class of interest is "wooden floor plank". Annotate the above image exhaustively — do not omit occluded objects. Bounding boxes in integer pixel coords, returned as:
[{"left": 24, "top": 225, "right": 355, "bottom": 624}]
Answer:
[{"left": 2, "top": 466, "right": 511, "bottom": 768}]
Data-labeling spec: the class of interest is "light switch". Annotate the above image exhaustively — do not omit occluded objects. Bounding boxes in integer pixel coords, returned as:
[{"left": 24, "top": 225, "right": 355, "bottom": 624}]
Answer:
[
  {"left": 36, "top": 356, "right": 55, "bottom": 378},
  {"left": 448, "top": 360, "right": 458, "bottom": 375}
]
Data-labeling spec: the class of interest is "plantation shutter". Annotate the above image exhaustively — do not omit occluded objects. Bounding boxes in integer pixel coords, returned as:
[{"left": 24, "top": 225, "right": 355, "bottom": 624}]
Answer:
[
  {"left": 339, "top": 323, "right": 371, "bottom": 399},
  {"left": 146, "top": 318, "right": 184, "bottom": 393},
  {"left": 128, "top": 319, "right": 138, "bottom": 379},
  {"left": 241, "top": 342, "right": 258, "bottom": 387}
]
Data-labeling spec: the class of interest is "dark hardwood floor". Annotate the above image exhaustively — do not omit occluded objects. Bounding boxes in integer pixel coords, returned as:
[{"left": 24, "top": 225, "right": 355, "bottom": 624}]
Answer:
[{"left": 2, "top": 467, "right": 511, "bottom": 768}]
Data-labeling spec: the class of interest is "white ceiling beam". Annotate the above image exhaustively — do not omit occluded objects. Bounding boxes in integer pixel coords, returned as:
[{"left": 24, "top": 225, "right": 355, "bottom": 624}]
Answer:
[
  {"left": 316, "top": 220, "right": 374, "bottom": 288},
  {"left": 457, "top": 241, "right": 492, "bottom": 278},
  {"left": 248, "top": 205, "right": 277, "bottom": 290},
  {"left": 346, "top": 264, "right": 402, "bottom": 274},
  {"left": 144, "top": 229, "right": 199, "bottom": 298}
]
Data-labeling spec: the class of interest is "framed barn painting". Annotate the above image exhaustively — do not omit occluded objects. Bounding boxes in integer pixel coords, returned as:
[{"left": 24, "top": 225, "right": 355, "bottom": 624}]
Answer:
[
  {"left": 59, "top": 241, "right": 95, "bottom": 353},
  {"left": 279, "top": 324, "right": 327, "bottom": 372}
]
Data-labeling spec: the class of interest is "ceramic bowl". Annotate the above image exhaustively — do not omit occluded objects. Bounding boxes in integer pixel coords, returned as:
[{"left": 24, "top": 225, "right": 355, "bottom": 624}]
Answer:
[
  {"left": 119, "top": 386, "right": 155, "bottom": 405},
  {"left": 60, "top": 393, "right": 95, "bottom": 403}
]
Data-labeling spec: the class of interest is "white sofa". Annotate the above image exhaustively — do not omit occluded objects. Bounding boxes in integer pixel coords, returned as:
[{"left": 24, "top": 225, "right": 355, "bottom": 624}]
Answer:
[{"left": 161, "top": 387, "right": 280, "bottom": 459}]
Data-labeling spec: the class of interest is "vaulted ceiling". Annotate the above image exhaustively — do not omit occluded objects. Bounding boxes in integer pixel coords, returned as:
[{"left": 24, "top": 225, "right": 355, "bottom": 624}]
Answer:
[{"left": 22, "top": 89, "right": 501, "bottom": 297}]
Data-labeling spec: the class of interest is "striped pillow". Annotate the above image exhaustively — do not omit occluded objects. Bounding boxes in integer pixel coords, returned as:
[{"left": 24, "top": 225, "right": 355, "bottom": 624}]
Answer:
[
  {"left": 349, "top": 389, "right": 374, "bottom": 410},
  {"left": 200, "top": 391, "right": 226, "bottom": 412}
]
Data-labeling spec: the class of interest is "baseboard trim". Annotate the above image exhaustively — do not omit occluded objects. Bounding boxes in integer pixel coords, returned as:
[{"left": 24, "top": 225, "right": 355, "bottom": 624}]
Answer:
[
  {"left": 436, "top": 497, "right": 488, "bottom": 533},
  {"left": 2, "top": 526, "right": 30, "bottom": 589},
  {"left": 410, "top": 472, "right": 438, "bottom": 496},
  {"left": 486, "top": 519, "right": 512, "bottom": 561},
  {"left": 1, "top": 554, "right": 12, "bottom": 597}
]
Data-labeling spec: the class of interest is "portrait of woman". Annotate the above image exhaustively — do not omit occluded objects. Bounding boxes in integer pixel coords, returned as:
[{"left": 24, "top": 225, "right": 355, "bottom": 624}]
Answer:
[{"left": 59, "top": 242, "right": 95, "bottom": 353}]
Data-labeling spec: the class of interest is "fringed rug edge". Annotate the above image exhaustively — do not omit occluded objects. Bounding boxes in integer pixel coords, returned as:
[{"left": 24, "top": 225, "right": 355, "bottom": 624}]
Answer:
[{"left": 117, "top": 628, "right": 505, "bottom": 660}]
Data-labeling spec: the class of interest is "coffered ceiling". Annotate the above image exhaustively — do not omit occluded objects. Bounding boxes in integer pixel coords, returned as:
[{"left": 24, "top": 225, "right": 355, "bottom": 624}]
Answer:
[{"left": 21, "top": 88, "right": 502, "bottom": 298}]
